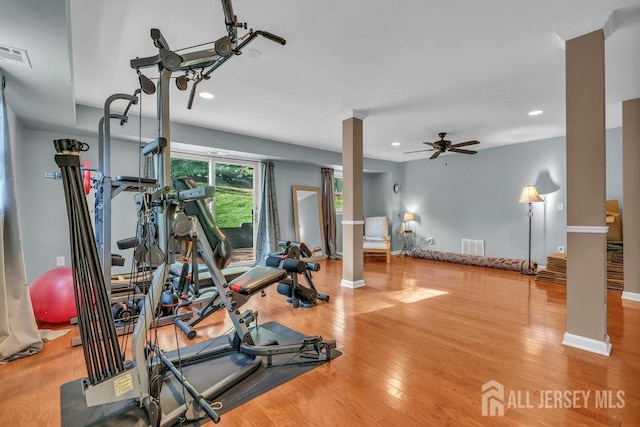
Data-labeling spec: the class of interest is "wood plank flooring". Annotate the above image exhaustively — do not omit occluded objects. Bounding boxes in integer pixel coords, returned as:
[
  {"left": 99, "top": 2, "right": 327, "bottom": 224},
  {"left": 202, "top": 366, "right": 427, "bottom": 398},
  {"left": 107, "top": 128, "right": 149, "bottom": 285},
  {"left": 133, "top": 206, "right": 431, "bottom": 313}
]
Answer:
[{"left": 1, "top": 256, "right": 639, "bottom": 426}]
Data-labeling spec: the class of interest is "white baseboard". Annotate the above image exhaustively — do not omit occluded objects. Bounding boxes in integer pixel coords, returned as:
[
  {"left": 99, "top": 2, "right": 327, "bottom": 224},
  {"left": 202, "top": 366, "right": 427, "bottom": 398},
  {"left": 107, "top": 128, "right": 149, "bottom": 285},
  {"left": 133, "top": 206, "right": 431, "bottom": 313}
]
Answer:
[
  {"left": 341, "top": 279, "right": 365, "bottom": 289},
  {"left": 622, "top": 291, "right": 640, "bottom": 302},
  {"left": 562, "top": 332, "right": 611, "bottom": 356}
]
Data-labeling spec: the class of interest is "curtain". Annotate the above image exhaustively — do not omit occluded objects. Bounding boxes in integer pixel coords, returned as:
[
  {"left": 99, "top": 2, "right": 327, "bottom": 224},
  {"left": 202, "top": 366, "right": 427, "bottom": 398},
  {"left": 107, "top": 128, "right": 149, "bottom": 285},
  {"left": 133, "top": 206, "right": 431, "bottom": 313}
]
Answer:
[
  {"left": 0, "top": 69, "right": 43, "bottom": 363},
  {"left": 321, "top": 167, "right": 340, "bottom": 259},
  {"left": 255, "top": 161, "right": 280, "bottom": 264}
]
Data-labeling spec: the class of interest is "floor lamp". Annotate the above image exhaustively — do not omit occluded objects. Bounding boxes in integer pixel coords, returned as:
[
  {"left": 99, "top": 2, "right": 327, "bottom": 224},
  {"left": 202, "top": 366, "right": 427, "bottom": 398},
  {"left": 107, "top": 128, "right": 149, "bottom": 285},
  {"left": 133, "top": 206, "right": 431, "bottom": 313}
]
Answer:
[{"left": 518, "top": 185, "right": 543, "bottom": 275}]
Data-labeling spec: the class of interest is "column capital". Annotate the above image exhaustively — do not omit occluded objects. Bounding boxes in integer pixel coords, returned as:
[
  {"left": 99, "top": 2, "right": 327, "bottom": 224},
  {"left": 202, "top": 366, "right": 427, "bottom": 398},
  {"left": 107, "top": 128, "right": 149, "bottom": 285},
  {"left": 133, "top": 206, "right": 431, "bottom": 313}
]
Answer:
[
  {"left": 554, "top": 10, "right": 617, "bottom": 49},
  {"left": 340, "top": 109, "right": 369, "bottom": 121}
]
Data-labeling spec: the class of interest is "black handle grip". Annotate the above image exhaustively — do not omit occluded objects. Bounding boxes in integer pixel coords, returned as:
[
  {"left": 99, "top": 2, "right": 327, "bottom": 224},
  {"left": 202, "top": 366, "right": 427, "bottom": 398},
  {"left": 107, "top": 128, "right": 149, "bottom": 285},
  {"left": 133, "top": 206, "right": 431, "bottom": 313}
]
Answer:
[
  {"left": 175, "top": 318, "right": 196, "bottom": 340},
  {"left": 178, "top": 263, "right": 190, "bottom": 296},
  {"left": 256, "top": 30, "right": 286, "bottom": 45}
]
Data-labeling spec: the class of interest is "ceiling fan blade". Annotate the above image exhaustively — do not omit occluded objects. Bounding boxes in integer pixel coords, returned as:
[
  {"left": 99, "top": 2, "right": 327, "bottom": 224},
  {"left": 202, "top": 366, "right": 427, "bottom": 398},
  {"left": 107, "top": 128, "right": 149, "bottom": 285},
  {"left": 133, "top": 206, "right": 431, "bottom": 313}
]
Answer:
[
  {"left": 451, "top": 140, "right": 480, "bottom": 148},
  {"left": 403, "top": 149, "right": 433, "bottom": 154},
  {"left": 449, "top": 148, "right": 477, "bottom": 155},
  {"left": 430, "top": 151, "right": 441, "bottom": 160},
  {"left": 422, "top": 141, "right": 438, "bottom": 147}
]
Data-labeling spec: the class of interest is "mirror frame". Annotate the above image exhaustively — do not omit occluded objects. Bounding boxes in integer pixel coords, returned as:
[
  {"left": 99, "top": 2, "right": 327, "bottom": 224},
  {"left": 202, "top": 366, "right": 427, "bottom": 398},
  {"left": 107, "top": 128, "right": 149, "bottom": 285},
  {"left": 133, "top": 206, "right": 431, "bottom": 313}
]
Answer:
[{"left": 291, "top": 185, "right": 326, "bottom": 261}]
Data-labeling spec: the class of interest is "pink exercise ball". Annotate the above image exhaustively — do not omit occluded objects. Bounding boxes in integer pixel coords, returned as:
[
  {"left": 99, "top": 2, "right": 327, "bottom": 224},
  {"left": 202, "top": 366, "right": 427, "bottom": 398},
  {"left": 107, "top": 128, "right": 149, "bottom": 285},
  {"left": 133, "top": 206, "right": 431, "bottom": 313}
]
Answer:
[{"left": 29, "top": 267, "right": 77, "bottom": 323}]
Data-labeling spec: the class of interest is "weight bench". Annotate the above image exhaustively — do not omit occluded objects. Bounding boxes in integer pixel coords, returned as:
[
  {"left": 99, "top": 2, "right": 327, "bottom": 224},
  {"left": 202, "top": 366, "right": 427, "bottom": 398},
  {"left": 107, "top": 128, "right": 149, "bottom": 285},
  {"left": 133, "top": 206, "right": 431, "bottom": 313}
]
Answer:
[
  {"left": 229, "top": 265, "right": 288, "bottom": 295},
  {"left": 172, "top": 176, "right": 296, "bottom": 338}
]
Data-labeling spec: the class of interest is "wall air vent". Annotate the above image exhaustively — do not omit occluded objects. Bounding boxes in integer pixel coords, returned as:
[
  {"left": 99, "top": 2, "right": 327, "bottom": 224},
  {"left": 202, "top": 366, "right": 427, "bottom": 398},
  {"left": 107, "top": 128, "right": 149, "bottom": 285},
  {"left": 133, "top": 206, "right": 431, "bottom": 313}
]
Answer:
[
  {"left": 462, "top": 239, "right": 485, "bottom": 256},
  {"left": 0, "top": 44, "right": 32, "bottom": 68}
]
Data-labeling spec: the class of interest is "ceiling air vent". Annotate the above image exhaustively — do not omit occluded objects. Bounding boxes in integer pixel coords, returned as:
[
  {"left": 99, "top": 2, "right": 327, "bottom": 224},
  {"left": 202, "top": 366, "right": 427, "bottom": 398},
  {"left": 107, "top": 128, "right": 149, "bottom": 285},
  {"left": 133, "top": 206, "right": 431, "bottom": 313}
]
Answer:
[{"left": 0, "top": 44, "right": 32, "bottom": 68}]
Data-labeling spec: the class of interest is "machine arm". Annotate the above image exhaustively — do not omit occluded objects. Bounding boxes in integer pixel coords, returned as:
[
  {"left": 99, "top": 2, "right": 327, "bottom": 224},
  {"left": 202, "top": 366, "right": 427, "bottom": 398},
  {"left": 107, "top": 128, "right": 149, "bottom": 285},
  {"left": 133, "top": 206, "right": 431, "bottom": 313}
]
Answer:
[{"left": 186, "top": 29, "right": 286, "bottom": 109}]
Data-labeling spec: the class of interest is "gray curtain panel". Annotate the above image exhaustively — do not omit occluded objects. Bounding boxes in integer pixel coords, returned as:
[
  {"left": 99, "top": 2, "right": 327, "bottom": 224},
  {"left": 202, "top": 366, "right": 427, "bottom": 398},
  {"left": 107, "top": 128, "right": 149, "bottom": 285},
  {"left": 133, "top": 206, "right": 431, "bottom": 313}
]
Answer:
[
  {"left": 0, "top": 69, "right": 43, "bottom": 363},
  {"left": 255, "top": 161, "right": 280, "bottom": 264},
  {"left": 321, "top": 168, "right": 340, "bottom": 259}
]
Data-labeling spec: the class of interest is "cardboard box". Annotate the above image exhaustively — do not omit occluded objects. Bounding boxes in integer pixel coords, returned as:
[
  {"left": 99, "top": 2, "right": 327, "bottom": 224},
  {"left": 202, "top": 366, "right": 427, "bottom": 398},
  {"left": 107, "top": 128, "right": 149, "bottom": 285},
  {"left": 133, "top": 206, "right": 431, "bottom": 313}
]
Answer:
[{"left": 606, "top": 199, "right": 623, "bottom": 241}]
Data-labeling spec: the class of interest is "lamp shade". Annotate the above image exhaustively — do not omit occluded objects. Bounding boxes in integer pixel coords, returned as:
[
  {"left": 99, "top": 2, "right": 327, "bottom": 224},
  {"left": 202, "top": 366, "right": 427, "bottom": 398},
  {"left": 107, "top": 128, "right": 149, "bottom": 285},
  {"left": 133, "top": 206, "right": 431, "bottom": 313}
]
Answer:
[
  {"left": 403, "top": 212, "right": 415, "bottom": 222},
  {"left": 518, "top": 185, "right": 543, "bottom": 204}
]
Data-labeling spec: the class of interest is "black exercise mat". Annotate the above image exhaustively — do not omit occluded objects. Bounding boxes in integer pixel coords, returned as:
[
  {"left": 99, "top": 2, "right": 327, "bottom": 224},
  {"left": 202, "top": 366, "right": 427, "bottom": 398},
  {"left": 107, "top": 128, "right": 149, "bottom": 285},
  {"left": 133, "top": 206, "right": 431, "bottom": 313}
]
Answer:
[{"left": 60, "top": 322, "right": 341, "bottom": 426}]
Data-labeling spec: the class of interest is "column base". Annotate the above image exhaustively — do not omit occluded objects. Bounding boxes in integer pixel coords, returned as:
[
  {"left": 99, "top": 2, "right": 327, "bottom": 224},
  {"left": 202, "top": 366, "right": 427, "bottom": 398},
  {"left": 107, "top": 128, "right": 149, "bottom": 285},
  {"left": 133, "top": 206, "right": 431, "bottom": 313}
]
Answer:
[
  {"left": 622, "top": 291, "right": 640, "bottom": 302},
  {"left": 341, "top": 279, "right": 365, "bottom": 289},
  {"left": 562, "top": 332, "right": 611, "bottom": 356}
]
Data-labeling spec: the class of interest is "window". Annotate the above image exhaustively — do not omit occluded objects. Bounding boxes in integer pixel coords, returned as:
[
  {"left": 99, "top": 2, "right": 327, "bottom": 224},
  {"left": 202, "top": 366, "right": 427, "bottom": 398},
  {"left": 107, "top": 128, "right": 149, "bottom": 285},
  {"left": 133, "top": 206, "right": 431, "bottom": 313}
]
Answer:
[
  {"left": 334, "top": 171, "right": 343, "bottom": 213},
  {"left": 170, "top": 150, "right": 260, "bottom": 265}
]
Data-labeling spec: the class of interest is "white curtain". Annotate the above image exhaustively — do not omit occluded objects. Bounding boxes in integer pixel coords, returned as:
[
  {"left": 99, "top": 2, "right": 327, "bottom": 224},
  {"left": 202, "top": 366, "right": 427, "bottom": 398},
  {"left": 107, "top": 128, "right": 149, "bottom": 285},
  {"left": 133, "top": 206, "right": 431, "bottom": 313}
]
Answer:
[
  {"left": 255, "top": 161, "right": 280, "bottom": 264},
  {"left": 0, "top": 69, "right": 43, "bottom": 362}
]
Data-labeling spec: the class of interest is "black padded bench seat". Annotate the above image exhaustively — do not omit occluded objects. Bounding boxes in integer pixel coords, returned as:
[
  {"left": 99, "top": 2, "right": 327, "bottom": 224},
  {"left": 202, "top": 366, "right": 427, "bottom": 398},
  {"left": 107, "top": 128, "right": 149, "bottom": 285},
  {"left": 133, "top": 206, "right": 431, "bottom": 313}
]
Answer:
[
  {"left": 229, "top": 265, "right": 288, "bottom": 295},
  {"left": 170, "top": 263, "right": 250, "bottom": 287}
]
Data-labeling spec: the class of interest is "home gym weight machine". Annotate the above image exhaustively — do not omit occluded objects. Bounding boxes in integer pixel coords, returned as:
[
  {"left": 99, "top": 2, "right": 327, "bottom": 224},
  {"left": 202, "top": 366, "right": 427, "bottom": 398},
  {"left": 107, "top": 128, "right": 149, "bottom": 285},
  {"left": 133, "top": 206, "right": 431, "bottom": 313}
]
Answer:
[
  {"left": 92, "top": 90, "right": 195, "bottom": 334},
  {"left": 58, "top": 90, "right": 191, "bottom": 345},
  {"left": 46, "top": 91, "right": 172, "bottom": 340},
  {"left": 57, "top": 2, "right": 336, "bottom": 426},
  {"left": 169, "top": 237, "right": 331, "bottom": 340},
  {"left": 266, "top": 240, "right": 330, "bottom": 308}
]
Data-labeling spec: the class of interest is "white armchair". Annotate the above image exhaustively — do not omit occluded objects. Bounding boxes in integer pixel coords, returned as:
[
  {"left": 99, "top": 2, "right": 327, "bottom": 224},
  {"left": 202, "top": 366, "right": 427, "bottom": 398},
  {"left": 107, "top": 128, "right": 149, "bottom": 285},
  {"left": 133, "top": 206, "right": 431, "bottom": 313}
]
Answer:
[{"left": 363, "top": 216, "right": 391, "bottom": 263}]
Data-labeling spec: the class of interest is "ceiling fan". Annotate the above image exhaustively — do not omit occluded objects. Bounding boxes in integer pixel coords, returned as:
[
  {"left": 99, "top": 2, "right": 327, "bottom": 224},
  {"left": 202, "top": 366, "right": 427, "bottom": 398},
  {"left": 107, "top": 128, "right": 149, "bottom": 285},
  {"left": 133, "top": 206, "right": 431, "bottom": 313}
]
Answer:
[{"left": 404, "top": 132, "right": 480, "bottom": 159}]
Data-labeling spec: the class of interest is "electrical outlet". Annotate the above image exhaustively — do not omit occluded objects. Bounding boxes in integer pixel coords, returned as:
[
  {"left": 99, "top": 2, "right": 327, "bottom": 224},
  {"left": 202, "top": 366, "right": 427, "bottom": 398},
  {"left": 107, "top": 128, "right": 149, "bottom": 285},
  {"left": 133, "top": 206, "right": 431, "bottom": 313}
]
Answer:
[
  {"left": 56, "top": 256, "right": 65, "bottom": 266},
  {"left": 558, "top": 246, "right": 565, "bottom": 254}
]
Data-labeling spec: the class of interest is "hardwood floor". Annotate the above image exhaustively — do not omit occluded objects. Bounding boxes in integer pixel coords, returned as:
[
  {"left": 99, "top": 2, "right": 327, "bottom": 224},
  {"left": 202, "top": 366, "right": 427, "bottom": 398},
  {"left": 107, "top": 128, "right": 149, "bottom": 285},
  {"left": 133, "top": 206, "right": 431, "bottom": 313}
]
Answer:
[{"left": 2, "top": 257, "right": 639, "bottom": 426}]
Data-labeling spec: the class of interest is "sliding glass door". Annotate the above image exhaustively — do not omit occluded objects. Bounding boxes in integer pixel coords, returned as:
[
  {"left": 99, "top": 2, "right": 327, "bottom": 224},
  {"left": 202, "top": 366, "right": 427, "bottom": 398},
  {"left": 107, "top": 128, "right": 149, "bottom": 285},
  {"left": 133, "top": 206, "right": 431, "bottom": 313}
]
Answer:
[{"left": 171, "top": 152, "right": 260, "bottom": 265}]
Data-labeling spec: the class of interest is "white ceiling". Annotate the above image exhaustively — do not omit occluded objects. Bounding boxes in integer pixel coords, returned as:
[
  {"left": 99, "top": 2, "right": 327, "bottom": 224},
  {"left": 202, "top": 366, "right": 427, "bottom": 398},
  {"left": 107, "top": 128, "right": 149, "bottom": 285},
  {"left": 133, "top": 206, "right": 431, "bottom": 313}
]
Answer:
[{"left": 2, "top": 0, "right": 640, "bottom": 162}]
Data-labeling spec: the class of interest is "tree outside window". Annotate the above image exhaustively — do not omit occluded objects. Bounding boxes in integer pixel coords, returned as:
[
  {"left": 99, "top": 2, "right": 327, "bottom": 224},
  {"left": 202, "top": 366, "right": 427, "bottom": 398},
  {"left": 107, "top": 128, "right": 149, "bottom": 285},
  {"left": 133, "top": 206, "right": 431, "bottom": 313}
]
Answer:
[{"left": 334, "top": 172, "right": 343, "bottom": 213}]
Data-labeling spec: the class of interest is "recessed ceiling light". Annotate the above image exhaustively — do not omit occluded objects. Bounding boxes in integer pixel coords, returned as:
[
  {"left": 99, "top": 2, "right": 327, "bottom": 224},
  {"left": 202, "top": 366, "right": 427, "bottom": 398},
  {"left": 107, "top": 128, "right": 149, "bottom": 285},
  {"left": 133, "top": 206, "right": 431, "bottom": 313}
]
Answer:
[
  {"left": 199, "top": 92, "right": 215, "bottom": 99},
  {"left": 391, "top": 142, "right": 401, "bottom": 146},
  {"left": 528, "top": 110, "right": 543, "bottom": 116}
]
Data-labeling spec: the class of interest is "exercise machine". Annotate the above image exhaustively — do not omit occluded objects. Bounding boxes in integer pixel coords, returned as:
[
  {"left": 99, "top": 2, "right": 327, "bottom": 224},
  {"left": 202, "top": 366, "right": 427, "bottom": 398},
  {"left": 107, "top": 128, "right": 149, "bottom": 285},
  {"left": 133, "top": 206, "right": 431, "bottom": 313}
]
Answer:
[
  {"left": 56, "top": 2, "right": 336, "bottom": 426},
  {"left": 171, "top": 238, "right": 329, "bottom": 339},
  {"left": 266, "top": 240, "right": 330, "bottom": 308}
]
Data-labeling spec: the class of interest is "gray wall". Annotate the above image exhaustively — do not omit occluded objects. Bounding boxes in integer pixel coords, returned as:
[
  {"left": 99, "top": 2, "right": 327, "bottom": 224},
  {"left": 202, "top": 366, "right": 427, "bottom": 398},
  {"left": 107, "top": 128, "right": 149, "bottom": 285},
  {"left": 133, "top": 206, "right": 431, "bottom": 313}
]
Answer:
[
  {"left": 404, "top": 136, "right": 567, "bottom": 264},
  {"left": 403, "top": 128, "right": 623, "bottom": 265},
  {"left": 74, "top": 105, "right": 401, "bottom": 176},
  {"left": 16, "top": 128, "right": 142, "bottom": 282}
]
